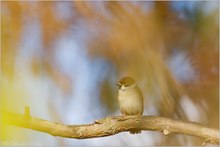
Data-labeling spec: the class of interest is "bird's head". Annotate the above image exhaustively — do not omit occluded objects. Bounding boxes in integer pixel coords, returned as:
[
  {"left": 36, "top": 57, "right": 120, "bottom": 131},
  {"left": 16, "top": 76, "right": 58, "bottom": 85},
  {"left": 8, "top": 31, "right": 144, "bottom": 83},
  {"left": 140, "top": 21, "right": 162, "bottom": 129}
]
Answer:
[{"left": 116, "top": 76, "right": 136, "bottom": 90}]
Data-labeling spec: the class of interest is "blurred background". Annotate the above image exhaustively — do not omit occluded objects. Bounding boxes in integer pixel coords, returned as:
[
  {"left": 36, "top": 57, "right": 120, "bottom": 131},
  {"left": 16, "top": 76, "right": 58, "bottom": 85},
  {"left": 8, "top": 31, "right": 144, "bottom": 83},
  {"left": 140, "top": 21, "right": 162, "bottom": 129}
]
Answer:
[{"left": 0, "top": 1, "right": 219, "bottom": 146}]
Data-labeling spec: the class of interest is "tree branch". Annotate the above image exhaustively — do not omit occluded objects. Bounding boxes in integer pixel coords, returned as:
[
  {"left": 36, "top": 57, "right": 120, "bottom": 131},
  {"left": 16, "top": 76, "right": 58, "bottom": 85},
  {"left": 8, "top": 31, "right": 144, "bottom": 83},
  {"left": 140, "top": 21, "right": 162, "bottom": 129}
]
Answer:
[{"left": 4, "top": 109, "right": 219, "bottom": 145}]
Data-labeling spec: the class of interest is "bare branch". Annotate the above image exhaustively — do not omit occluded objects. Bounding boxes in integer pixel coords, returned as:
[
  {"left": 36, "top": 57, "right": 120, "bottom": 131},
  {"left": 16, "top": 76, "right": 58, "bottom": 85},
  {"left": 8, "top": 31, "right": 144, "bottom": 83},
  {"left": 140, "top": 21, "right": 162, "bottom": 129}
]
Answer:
[{"left": 4, "top": 112, "right": 219, "bottom": 145}]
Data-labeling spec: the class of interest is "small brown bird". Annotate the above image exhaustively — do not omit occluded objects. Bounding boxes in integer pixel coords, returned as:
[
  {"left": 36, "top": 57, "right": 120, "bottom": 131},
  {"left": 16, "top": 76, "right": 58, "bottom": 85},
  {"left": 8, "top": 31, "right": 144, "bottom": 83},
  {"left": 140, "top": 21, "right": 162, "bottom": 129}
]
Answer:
[{"left": 117, "top": 76, "right": 144, "bottom": 134}]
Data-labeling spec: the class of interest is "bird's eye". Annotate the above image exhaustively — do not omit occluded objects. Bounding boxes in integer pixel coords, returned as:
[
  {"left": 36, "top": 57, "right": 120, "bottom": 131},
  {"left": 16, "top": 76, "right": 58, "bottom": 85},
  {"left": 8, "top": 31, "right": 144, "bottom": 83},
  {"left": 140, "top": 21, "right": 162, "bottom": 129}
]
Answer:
[{"left": 124, "top": 84, "right": 129, "bottom": 87}]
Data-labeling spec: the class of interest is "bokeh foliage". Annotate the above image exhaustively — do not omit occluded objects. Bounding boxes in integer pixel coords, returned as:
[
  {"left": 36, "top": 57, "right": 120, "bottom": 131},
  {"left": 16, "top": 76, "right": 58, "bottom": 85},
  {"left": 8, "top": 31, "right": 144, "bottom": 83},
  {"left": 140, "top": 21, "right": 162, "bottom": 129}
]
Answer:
[{"left": 1, "top": 1, "right": 218, "bottom": 146}]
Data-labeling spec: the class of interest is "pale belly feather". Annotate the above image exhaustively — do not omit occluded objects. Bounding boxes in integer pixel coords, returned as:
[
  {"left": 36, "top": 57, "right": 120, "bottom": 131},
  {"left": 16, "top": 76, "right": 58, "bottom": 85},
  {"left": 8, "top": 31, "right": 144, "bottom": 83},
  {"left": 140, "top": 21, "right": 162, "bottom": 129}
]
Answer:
[{"left": 118, "top": 86, "right": 143, "bottom": 115}]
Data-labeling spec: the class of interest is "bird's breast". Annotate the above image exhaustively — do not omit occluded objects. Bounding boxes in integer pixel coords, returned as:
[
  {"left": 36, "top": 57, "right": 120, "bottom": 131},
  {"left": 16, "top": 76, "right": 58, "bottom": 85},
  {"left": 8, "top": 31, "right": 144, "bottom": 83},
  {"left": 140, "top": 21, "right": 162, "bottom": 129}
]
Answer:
[{"left": 118, "top": 86, "right": 143, "bottom": 115}]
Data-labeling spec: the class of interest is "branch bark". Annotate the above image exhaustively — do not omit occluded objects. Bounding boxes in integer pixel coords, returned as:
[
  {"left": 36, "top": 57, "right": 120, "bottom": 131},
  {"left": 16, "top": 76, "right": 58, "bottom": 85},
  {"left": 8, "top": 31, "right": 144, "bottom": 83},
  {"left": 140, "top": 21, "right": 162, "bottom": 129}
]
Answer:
[{"left": 4, "top": 111, "right": 219, "bottom": 145}]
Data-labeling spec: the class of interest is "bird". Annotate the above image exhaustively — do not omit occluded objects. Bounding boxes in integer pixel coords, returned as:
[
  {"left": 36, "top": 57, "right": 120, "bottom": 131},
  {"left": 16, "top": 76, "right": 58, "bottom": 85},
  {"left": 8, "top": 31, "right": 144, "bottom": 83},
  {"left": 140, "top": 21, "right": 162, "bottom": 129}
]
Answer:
[{"left": 116, "top": 76, "right": 144, "bottom": 134}]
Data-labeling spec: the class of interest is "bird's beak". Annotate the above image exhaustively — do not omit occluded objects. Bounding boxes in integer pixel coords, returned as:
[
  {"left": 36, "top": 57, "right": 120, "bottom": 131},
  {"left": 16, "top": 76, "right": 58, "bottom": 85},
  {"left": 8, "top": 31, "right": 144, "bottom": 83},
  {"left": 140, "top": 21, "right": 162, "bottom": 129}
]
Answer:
[{"left": 116, "top": 83, "right": 121, "bottom": 88}]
